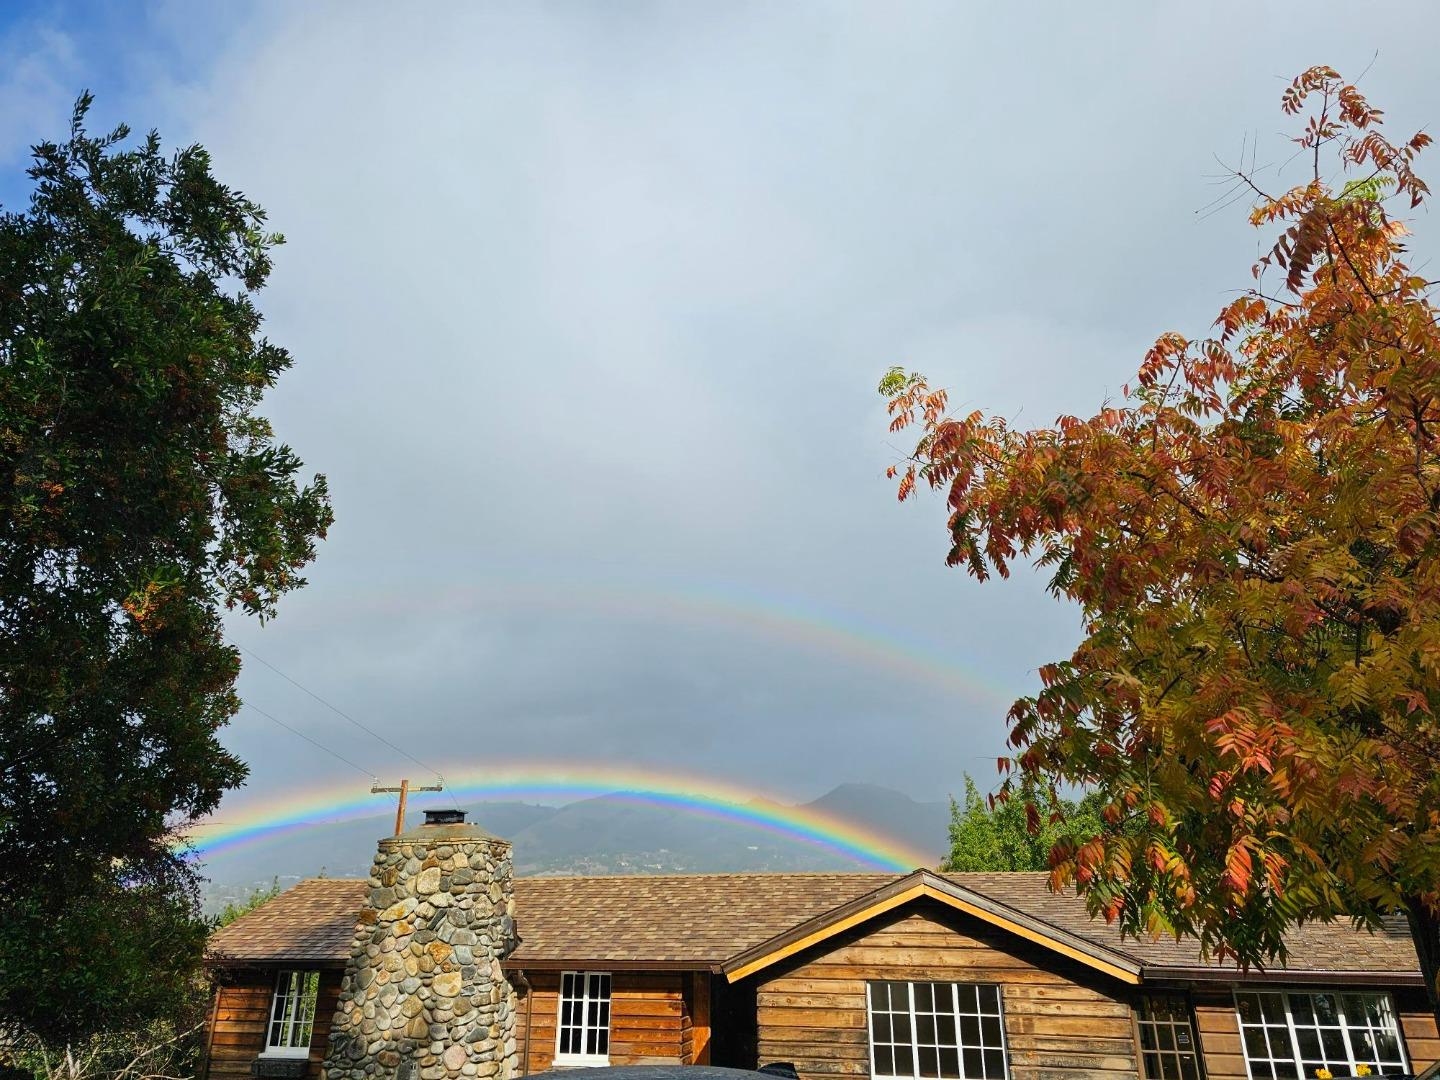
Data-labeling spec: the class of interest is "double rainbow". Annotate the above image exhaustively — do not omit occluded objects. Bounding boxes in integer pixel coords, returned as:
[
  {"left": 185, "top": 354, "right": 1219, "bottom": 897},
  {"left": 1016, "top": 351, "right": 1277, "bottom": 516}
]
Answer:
[
  {"left": 182, "top": 762, "right": 937, "bottom": 872},
  {"left": 193, "top": 578, "right": 1004, "bottom": 874}
]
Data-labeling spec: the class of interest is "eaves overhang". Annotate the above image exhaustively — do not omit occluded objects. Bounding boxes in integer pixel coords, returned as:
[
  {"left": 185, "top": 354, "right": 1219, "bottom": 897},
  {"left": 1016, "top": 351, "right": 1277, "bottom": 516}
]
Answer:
[{"left": 721, "top": 869, "right": 1143, "bottom": 986}]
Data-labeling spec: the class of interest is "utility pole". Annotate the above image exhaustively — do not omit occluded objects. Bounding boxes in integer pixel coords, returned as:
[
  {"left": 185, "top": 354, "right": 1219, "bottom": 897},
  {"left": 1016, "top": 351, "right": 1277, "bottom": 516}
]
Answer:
[{"left": 371, "top": 778, "right": 444, "bottom": 836}]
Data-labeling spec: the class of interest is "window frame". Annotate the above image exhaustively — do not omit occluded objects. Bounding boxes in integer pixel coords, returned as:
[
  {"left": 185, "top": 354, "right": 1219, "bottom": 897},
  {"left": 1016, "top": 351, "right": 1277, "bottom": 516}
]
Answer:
[
  {"left": 1133, "top": 992, "right": 1205, "bottom": 1080},
  {"left": 263, "top": 969, "right": 321, "bottom": 1058},
  {"left": 1232, "top": 988, "right": 1412, "bottom": 1080},
  {"left": 554, "top": 971, "right": 612, "bottom": 1068},
  {"left": 863, "top": 979, "right": 1010, "bottom": 1080}
]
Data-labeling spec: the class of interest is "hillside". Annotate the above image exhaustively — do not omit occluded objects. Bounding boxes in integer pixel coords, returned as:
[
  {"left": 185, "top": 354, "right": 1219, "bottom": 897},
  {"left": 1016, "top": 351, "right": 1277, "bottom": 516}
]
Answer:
[{"left": 197, "top": 783, "right": 950, "bottom": 913}]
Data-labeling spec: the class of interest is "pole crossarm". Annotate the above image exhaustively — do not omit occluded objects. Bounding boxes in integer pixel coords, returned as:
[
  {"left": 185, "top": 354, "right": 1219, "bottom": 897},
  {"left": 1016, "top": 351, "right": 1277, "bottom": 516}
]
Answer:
[{"left": 370, "top": 778, "right": 445, "bottom": 835}]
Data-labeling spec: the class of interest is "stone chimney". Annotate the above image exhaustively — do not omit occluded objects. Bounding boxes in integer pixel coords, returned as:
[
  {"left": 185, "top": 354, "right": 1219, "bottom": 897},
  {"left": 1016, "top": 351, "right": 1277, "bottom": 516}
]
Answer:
[{"left": 323, "top": 809, "right": 519, "bottom": 1080}]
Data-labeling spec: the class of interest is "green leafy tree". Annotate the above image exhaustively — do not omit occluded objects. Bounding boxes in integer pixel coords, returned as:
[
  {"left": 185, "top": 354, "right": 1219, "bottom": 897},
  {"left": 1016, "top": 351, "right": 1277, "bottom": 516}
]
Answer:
[
  {"left": 943, "top": 776, "right": 1103, "bottom": 873},
  {"left": 0, "top": 96, "right": 331, "bottom": 1042}
]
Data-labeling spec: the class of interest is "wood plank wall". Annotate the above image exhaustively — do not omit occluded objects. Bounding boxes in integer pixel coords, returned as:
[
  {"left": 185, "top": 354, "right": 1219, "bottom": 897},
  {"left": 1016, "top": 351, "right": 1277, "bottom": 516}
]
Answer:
[
  {"left": 1191, "top": 994, "right": 1245, "bottom": 1080},
  {"left": 690, "top": 972, "right": 712, "bottom": 1065},
  {"left": 1398, "top": 989, "right": 1440, "bottom": 1070},
  {"left": 1195, "top": 987, "right": 1440, "bottom": 1080},
  {"left": 203, "top": 955, "right": 1438, "bottom": 1080},
  {"left": 750, "top": 899, "right": 1139, "bottom": 1080},
  {"left": 513, "top": 970, "right": 696, "bottom": 1072},
  {"left": 203, "top": 968, "right": 343, "bottom": 1080}
]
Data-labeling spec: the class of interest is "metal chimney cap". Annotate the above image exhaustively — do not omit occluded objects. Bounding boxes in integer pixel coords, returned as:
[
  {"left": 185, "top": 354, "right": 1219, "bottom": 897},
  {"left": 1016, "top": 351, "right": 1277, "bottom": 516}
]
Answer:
[
  {"left": 423, "top": 808, "right": 467, "bottom": 826},
  {"left": 384, "top": 808, "right": 508, "bottom": 846}
]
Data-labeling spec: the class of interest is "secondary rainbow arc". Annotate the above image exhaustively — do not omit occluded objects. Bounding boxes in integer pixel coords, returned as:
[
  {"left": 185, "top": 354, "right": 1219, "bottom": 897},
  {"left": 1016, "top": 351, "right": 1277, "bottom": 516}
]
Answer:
[
  {"left": 181, "top": 762, "right": 936, "bottom": 872},
  {"left": 293, "top": 579, "right": 1018, "bottom": 707}
]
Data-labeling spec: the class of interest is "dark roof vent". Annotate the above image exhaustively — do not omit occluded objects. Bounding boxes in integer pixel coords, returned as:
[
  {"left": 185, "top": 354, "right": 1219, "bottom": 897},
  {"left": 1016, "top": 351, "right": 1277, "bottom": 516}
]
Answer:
[{"left": 423, "top": 808, "right": 466, "bottom": 826}]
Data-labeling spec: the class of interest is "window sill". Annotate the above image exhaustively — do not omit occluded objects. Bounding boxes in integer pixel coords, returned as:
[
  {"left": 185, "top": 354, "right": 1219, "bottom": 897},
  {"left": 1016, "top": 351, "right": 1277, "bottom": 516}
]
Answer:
[
  {"left": 552, "top": 1056, "right": 611, "bottom": 1069},
  {"left": 250, "top": 1055, "right": 310, "bottom": 1080},
  {"left": 257, "top": 1050, "right": 312, "bottom": 1060}
]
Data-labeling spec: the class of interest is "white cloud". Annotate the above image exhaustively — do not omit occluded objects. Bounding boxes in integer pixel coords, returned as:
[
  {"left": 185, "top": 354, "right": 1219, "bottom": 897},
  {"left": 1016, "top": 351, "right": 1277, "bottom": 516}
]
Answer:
[{"left": 0, "top": 22, "right": 79, "bottom": 177}]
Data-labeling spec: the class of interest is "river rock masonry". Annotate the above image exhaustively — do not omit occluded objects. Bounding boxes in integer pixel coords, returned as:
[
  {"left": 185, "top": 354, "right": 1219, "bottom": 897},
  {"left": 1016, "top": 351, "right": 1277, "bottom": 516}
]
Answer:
[{"left": 322, "top": 808, "right": 519, "bottom": 1080}]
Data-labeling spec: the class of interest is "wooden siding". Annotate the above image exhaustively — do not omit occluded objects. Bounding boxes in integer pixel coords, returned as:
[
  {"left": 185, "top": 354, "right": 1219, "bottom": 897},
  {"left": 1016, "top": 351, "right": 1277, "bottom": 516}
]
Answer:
[
  {"left": 691, "top": 972, "right": 713, "bottom": 1065},
  {"left": 1194, "top": 986, "right": 1440, "bottom": 1080},
  {"left": 1192, "top": 993, "right": 1245, "bottom": 1080},
  {"left": 1398, "top": 988, "right": 1440, "bottom": 1071},
  {"left": 514, "top": 970, "right": 696, "bottom": 1071},
  {"left": 203, "top": 967, "right": 343, "bottom": 1080},
  {"left": 750, "top": 898, "right": 1140, "bottom": 1080}
]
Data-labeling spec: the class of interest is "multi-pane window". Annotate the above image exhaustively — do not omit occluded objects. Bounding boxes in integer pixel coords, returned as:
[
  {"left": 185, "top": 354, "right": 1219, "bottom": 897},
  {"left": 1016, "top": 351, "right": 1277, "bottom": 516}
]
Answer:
[
  {"left": 266, "top": 970, "right": 320, "bottom": 1056},
  {"left": 867, "top": 981, "right": 1008, "bottom": 1080},
  {"left": 556, "top": 972, "right": 611, "bottom": 1065},
  {"left": 1137, "top": 995, "right": 1203, "bottom": 1080},
  {"left": 1235, "top": 991, "right": 1409, "bottom": 1079}
]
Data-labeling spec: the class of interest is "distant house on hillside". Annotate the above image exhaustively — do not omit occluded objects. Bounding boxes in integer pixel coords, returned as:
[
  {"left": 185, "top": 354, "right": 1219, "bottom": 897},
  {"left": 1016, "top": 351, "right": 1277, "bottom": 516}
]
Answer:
[{"left": 202, "top": 810, "right": 1438, "bottom": 1080}]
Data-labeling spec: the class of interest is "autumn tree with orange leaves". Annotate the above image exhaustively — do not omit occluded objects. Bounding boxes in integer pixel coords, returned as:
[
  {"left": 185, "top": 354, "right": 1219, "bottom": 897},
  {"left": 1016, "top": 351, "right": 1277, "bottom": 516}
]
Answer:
[{"left": 882, "top": 66, "right": 1440, "bottom": 1019}]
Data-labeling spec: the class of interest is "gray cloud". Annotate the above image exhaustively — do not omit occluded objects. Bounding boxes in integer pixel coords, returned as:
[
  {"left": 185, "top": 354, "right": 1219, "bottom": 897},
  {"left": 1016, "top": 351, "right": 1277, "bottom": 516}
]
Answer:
[{"left": 5, "top": 2, "right": 1440, "bottom": 815}]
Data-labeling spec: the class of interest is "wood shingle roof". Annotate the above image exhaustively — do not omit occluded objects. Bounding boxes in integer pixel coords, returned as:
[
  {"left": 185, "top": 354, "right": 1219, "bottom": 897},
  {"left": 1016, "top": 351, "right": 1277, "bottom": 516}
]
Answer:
[
  {"left": 945, "top": 871, "right": 1421, "bottom": 980},
  {"left": 208, "top": 877, "right": 370, "bottom": 964},
  {"left": 205, "top": 870, "right": 1423, "bottom": 983},
  {"left": 506, "top": 872, "right": 889, "bottom": 967}
]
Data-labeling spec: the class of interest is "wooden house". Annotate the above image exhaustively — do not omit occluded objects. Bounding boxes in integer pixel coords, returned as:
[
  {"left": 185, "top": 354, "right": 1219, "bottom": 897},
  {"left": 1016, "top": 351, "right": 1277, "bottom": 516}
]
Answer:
[{"left": 204, "top": 867, "right": 1437, "bottom": 1080}]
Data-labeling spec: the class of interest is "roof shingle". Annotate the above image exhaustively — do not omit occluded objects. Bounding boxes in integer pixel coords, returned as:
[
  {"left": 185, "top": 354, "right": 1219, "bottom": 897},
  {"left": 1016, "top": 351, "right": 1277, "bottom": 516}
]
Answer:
[
  {"left": 208, "top": 878, "right": 370, "bottom": 964},
  {"left": 508, "top": 872, "right": 888, "bottom": 965},
  {"left": 206, "top": 870, "right": 1421, "bottom": 977},
  {"left": 943, "top": 872, "right": 1418, "bottom": 978}
]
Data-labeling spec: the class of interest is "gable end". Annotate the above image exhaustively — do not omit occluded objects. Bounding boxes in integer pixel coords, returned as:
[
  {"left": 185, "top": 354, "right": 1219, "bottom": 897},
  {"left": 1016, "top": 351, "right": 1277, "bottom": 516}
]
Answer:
[{"left": 722, "top": 871, "right": 1143, "bottom": 985}]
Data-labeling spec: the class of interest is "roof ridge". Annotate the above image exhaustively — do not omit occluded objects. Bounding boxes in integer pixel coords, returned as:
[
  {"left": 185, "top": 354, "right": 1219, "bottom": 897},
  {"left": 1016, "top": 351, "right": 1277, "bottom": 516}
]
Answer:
[
  {"left": 255, "top": 871, "right": 900, "bottom": 887},
  {"left": 943, "top": 870, "right": 1051, "bottom": 876},
  {"left": 515, "top": 870, "right": 897, "bottom": 882}
]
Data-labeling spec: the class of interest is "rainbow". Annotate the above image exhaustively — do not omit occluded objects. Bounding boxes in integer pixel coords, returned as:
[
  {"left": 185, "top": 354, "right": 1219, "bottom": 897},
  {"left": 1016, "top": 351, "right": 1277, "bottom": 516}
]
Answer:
[
  {"left": 181, "top": 762, "right": 936, "bottom": 872},
  {"left": 281, "top": 578, "right": 1018, "bottom": 708}
]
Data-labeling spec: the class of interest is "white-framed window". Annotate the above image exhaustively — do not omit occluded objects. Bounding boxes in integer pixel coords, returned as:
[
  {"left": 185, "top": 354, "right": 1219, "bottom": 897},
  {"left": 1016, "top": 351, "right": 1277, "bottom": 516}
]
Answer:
[
  {"left": 555, "top": 971, "right": 611, "bottom": 1067},
  {"left": 265, "top": 969, "right": 321, "bottom": 1057},
  {"left": 1234, "top": 990, "right": 1410, "bottom": 1079},
  {"left": 866, "top": 980, "right": 1008, "bottom": 1080},
  {"left": 1137, "top": 994, "right": 1203, "bottom": 1080}
]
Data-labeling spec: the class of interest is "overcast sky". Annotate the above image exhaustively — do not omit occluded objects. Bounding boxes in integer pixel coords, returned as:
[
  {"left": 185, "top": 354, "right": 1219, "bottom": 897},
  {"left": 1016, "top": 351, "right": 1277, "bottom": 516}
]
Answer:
[{"left": 4, "top": 2, "right": 1440, "bottom": 815}]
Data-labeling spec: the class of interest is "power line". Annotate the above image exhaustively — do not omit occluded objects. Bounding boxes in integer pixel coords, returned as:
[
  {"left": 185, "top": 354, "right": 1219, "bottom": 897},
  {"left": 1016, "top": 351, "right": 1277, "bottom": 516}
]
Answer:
[
  {"left": 236, "top": 643, "right": 444, "bottom": 780},
  {"left": 242, "top": 701, "right": 377, "bottom": 781}
]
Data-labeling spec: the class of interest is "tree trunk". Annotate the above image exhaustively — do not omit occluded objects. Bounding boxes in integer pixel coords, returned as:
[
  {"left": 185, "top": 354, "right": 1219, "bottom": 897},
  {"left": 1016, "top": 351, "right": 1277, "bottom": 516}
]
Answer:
[{"left": 1405, "top": 894, "right": 1440, "bottom": 1033}]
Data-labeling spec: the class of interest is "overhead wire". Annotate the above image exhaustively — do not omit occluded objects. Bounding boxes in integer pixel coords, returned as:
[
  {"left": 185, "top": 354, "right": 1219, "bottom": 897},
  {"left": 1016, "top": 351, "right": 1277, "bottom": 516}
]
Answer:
[
  {"left": 236, "top": 643, "right": 444, "bottom": 781},
  {"left": 241, "top": 700, "right": 378, "bottom": 782}
]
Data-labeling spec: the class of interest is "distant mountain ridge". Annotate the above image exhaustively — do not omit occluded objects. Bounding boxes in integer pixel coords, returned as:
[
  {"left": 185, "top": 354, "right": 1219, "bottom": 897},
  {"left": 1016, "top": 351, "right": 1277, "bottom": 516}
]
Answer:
[
  {"left": 802, "top": 782, "right": 948, "bottom": 866},
  {"left": 197, "top": 782, "right": 950, "bottom": 914}
]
